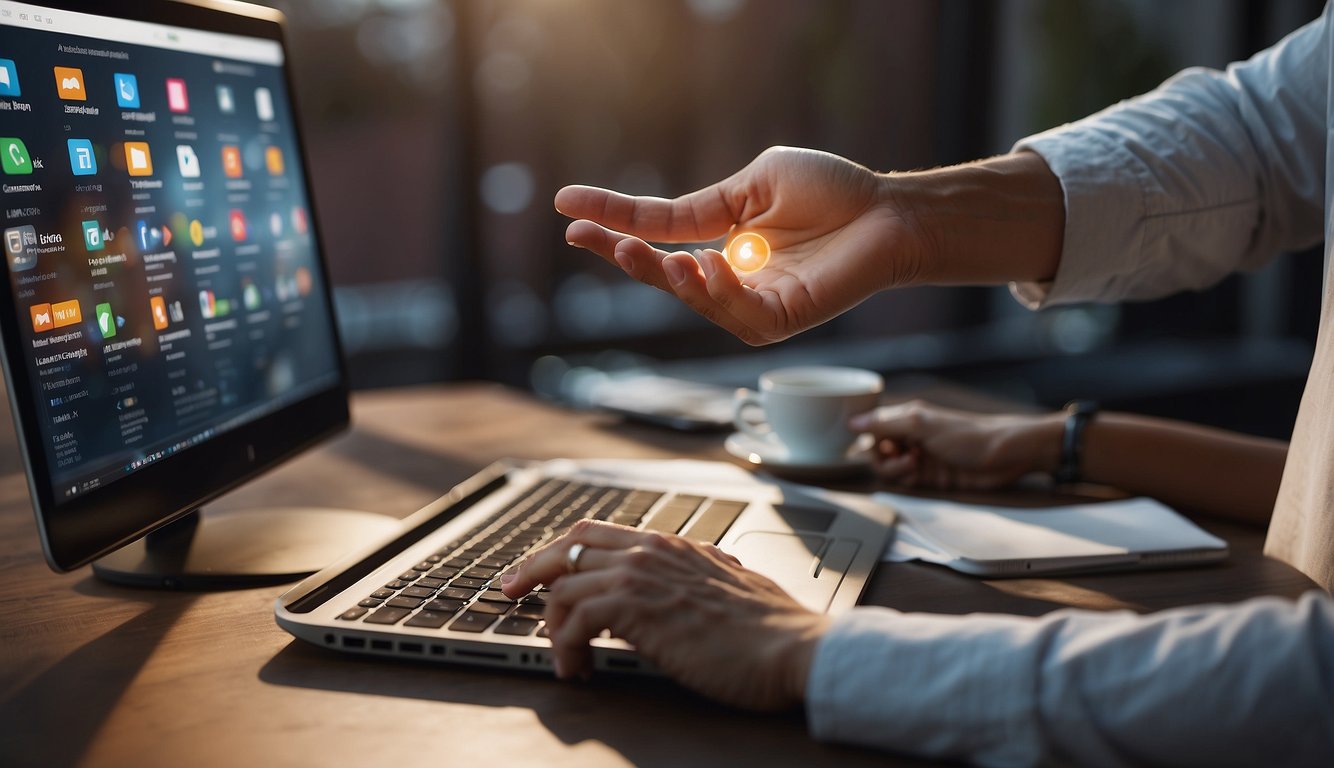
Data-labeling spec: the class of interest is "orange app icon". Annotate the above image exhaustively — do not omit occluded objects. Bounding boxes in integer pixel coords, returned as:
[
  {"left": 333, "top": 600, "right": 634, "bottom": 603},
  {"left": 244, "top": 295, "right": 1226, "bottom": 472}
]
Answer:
[
  {"left": 53, "top": 66, "right": 86, "bottom": 100},
  {"left": 265, "top": 146, "right": 283, "bottom": 175},
  {"left": 222, "top": 145, "right": 242, "bottom": 178},
  {"left": 150, "top": 296, "right": 169, "bottom": 330},
  {"left": 30, "top": 303, "right": 53, "bottom": 332},
  {"left": 51, "top": 299, "right": 82, "bottom": 328},
  {"left": 124, "top": 141, "right": 153, "bottom": 176}
]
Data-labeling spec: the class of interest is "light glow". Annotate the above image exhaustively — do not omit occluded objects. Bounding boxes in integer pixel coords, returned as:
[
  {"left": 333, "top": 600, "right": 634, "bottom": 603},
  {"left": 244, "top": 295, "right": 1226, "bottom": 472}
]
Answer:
[{"left": 725, "top": 231, "right": 770, "bottom": 273}]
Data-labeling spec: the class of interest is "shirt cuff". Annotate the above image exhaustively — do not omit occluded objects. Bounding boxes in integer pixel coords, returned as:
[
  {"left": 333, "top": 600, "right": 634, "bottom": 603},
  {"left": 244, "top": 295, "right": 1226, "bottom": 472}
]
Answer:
[{"left": 1009, "top": 126, "right": 1152, "bottom": 309}]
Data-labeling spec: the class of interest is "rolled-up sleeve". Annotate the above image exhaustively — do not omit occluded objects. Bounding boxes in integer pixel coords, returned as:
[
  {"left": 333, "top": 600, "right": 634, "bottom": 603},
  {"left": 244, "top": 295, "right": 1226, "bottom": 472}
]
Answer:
[
  {"left": 1010, "top": 6, "right": 1329, "bottom": 309},
  {"left": 805, "top": 591, "right": 1334, "bottom": 766}
]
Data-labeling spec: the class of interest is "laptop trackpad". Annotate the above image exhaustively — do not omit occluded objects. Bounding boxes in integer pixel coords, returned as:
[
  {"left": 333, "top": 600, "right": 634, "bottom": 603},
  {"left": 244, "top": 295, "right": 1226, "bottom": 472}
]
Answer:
[{"left": 729, "top": 532, "right": 860, "bottom": 613}]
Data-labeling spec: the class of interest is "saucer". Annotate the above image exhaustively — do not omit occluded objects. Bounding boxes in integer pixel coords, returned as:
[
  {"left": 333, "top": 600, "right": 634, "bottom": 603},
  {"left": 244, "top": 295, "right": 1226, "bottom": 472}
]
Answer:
[{"left": 724, "top": 432, "right": 873, "bottom": 479}]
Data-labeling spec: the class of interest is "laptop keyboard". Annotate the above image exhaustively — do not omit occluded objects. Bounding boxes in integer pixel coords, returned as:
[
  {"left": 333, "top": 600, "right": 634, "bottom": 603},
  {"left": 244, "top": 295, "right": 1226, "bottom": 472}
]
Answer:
[{"left": 335, "top": 478, "right": 748, "bottom": 637}]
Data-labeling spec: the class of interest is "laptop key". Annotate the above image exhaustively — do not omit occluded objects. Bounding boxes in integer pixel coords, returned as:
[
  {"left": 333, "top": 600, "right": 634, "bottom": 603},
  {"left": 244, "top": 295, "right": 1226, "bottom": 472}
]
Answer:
[
  {"left": 405, "top": 610, "right": 453, "bottom": 629},
  {"left": 371, "top": 588, "right": 395, "bottom": 599},
  {"left": 402, "top": 586, "right": 436, "bottom": 599},
  {"left": 358, "top": 598, "right": 383, "bottom": 608},
  {"left": 386, "top": 596, "right": 425, "bottom": 610},
  {"left": 440, "top": 587, "right": 476, "bottom": 601},
  {"left": 449, "top": 610, "right": 498, "bottom": 633},
  {"left": 424, "top": 598, "right": 466, "bottom": 614},
  {"left": 364, "top": 606, "right": 411, "bottom": 625},
  {"left": 466, "top": 601, "right": 511, "bottom": 616},
  {"left": 398, "top": 571, "right": 421, "bottom": 582},
  {"left": 478, "top": 589, "right": 514, "bottom": 603},
  {"left": 339, "top": 607, "right": 369, "bottom": 621},
  {"left": 494, "top": 617, "right": 540, "bottom": 636},
  {"left": 682, "top": 500, "right": 748, "bottom": 545},
  {"left": 449, "top": 577, "right": 487, "bottom": 590},
  {"left": 415, "top": 577, "right": 446, "bottom": 589},
  {"left": 384, "top": 579, "right": 412, "bottom": 590},
  {"left": 512, "top": 604, "right": 544, "bottom": 620},
  {"left": 462, "top": 567, "right": 499, "bottom": 580},
  {"left": 427, "top": 568, "right": 459, "bottom": 581}
]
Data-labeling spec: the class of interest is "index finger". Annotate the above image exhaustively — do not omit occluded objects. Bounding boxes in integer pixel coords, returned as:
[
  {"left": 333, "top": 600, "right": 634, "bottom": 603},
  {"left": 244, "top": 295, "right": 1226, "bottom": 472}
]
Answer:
[
  {"left": 554, "top": 184, "right": 736, "bottom": 244},
  {"left": 500, "top": 520, "right": 648, "bottom": 598}
]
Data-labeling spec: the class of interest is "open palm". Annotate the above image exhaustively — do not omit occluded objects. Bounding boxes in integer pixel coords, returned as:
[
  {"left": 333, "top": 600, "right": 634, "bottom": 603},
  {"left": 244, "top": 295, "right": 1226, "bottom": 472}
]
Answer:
[{"left": 555, "top": 146, "right": 927, "bottom": 345}]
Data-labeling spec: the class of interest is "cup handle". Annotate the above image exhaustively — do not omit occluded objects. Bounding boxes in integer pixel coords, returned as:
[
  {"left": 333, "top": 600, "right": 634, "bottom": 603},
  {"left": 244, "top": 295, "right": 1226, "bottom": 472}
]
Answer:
[{"left": 733, "top": 389, "right": 773, "bottom": 442}]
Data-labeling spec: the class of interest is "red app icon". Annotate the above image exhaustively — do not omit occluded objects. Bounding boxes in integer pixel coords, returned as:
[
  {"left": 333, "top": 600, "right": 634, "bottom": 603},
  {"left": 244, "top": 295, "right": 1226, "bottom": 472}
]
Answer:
[
  {"left": 166, "top": 78, "right": 189, "bottom": 112},
  {"left": 229, "top": 210, "right": 247, "bottom": 241}
]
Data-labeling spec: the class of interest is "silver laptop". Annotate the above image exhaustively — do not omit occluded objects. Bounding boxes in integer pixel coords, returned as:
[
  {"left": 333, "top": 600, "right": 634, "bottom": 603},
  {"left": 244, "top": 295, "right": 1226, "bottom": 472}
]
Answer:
[{"left": 276, "top": 459, "right": 895, "bottom": 673}]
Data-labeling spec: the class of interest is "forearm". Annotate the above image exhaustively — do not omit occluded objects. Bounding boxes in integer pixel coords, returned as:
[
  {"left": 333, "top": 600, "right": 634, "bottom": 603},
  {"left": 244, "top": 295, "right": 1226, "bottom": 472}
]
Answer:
[
  {"left": 885, "top": 152, "right": 1065, "bottom": 286},
  {"left": 1069, "top": 412, "right": 1286, "bottom": 524}
]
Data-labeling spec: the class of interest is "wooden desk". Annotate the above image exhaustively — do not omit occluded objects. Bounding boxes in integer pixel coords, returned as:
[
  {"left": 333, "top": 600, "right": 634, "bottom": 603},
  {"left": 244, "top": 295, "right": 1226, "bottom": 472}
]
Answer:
[{"left": 0, "top": 384, "right": 1317, "bottom": 767}]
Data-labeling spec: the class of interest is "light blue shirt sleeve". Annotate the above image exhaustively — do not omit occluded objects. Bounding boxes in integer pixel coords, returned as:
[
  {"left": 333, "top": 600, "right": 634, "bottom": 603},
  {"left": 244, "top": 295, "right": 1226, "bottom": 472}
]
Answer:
[
  {"left": 1010, "top": 5, "right": 1329, "bottom": 309},
  {"left": 805, "top": 592, "right": 1334, "bottom": 766}
]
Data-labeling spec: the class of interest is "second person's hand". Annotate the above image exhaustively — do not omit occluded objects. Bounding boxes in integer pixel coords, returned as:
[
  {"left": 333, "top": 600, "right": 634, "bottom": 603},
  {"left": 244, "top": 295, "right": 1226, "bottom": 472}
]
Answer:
[{"left": 554, "top": 146, "right": 930, "bottom": 345}]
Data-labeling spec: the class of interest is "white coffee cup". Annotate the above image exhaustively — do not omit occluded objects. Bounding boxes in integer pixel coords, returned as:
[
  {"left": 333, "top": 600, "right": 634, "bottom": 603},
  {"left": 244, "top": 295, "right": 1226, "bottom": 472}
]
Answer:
[{"left": 733, "top": 366, "right": 884, "bottom": 462}]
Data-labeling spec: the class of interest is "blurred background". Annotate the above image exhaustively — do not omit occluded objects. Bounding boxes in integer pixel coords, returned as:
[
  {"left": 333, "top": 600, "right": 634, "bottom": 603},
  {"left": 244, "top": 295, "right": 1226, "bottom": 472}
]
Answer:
[{"left": 262, "top": 0, "right": 1323, "bottom": 440}]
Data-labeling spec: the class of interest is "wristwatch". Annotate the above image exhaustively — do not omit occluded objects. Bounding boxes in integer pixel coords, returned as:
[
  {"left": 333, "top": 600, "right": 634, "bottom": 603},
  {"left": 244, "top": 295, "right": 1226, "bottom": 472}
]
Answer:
[{"left": 1054, "top": 400, "right": 1099, "bottom": 486}]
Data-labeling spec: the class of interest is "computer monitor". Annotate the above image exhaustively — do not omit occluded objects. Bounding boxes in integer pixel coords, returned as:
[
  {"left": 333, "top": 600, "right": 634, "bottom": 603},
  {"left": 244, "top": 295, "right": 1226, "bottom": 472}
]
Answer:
[{"left": 0, "top": 0, "right": 394, "bottom": 587}]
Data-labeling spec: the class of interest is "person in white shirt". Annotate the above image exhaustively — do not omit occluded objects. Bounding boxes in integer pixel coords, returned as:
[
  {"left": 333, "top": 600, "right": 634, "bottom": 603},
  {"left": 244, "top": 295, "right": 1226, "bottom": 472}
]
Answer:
[{"left": 501, "top": 5, "right": 1334, "bottom": 765}]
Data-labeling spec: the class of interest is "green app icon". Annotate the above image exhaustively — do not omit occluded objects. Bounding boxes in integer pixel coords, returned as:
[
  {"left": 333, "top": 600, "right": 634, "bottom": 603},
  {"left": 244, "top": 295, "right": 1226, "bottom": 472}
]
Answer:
[
  {"left": 82, "top": 220, "right": 104, "bottom": 251},
  {"left": 95, "top": 302, "right": 116, "bottom": 339},
  {"left": 1, "top": 138, "right": 32, "bottom": 175}
]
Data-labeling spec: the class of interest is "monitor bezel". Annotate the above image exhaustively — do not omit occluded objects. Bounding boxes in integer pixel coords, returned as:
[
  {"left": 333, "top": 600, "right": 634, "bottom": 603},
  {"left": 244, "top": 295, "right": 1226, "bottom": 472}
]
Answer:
[{"left": 0, "top": 0, "right": 352, "bottom": 572}]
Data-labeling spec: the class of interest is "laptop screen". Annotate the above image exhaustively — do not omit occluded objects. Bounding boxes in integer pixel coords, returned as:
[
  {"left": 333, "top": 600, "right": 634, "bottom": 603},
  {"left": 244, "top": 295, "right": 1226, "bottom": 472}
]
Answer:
[{"left": 0, "top": 1, "right": 340, "bottom": 505}]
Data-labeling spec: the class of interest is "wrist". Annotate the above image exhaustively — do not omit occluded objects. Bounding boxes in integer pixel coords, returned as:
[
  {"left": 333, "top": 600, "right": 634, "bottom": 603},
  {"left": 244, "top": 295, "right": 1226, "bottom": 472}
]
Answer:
[
  {"left": 774, "top": 613, "right": 832, "bottom": 708},
  {"left": 881, "top": 153, "right": 1063, "bottom": 286},
  {"left": 1008, "top": 412, "right": 1066, "bottom": 475}
]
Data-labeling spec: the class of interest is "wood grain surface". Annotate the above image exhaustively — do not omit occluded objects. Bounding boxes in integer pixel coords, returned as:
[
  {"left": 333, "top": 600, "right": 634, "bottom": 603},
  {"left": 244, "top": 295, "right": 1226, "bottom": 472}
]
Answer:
[{"left": 0, "top": 383, "right": 1316, "bottom": 767}]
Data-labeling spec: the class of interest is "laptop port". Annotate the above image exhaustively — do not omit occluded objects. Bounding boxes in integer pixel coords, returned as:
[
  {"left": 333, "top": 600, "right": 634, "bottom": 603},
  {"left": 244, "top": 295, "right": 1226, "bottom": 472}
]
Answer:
[
  {"left": 370, "top": 639, "right": 391, "bottom": 651},
  {"left": 399, "top": 642, "right": 424, "bottom": 654},
  {"left": 342, "top": 636, "right": 366, "bottom": 649}
]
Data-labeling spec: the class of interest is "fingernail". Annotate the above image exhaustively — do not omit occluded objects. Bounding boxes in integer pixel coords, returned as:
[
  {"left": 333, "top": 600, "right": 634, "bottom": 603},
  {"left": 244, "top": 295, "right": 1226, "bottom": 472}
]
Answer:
[
  {"left": 500, "top": 573, "right": 515, "bottom": 584},
  {"left": 697, "top": 250, "right": 716, "bottom": 280},
  {"left": 614, "top": 252, "right": 632, "bottom": 272},
  {"left": 663, "top": 259, "right": 686, "bottom": 286}
]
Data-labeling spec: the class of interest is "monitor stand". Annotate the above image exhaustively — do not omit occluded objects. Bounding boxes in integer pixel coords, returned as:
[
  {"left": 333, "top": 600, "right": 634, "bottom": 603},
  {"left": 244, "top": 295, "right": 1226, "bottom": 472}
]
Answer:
[{"left": 91, "top": 507, "right": 402, "bottom": 590}]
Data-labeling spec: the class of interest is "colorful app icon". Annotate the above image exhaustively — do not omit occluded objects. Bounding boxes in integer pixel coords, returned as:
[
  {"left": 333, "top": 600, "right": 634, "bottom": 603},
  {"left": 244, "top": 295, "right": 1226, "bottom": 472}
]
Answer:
[
  {"left": 95, "top": 302, "right": 116, "bottom": 338},
  {"left": 0, "top": 59, "right": 20, "bottom": 98},
  {"left": 292, "top": 205, "right": 308, "bottom": 235},
  {"left": 199, "top": 289, "right": 216, "bottom": 319},
  {"left": 136, "top": 219, "right": 172, "bottom": 251},
  {"left": 113, "top": 72, "right": 139, "bottom": 108},
  {"left": 269, "top": 211, "right": 283, "bottom": 238},
  {"left": 255, "top": 87, "right": 274, "bottom": 121},
  {"left": 1, "top": 137, "right": 32, "bottom": 175},
  {"left": 150, "top": 296, "right": 169, "bottom": 330},
  {"left": 124, "top": 141, "right": 153, "bottom": 176},
  {"left": 265, "top": 146, "right": 284, "bottom": 175},
  {"left": 168, "top": 300, "right": 184, "bottom": 323},
  {"left": 51, "top": 299, "right": 81, "bottom": 328},
  {"left": 221, "top": 145, "right": 242, "bottom": 178},
  {"left": 176, "top": 145, "right": 200, "bottom": 178},
  {"left": 82, "top": 220, "right": 104, "bottom": 251},
  {"left": 5, "top": 225, "right": 36, "bottom": 271},
  {"left": 189, "top": 218, "right": 205, "bottom": 247},
  {"left": 67, "top": 138, "right": 96, "bottom": 175},
  {"left": 243, "top": 280, "right": 262, "bottom": 311},
  {"left": 53, "top": 66, "right": 85, "bottom": 100},
  {"left": 165, "top": 77, "right": 188, "bottom": 112},
  {"left": 216, "top": 84, "right": 235, "bottom": 114},
  {"left": 229, "top": 209, "right": 247, "bottom": 241},
  {"left": 30, "top": 303, "right": 53, "bottom": 332}
]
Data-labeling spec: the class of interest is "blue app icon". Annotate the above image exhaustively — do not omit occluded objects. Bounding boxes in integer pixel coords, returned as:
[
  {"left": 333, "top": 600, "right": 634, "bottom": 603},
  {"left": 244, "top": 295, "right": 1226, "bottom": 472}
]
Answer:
[
  {"left": 113, "top": 72, "right": 139, "bottom": 108},
  {"left": 67, "top": 138, "right": 97, "bottom": 176},
  {"left": 0, "top": 59, "right": 19, "bottom": 98}
]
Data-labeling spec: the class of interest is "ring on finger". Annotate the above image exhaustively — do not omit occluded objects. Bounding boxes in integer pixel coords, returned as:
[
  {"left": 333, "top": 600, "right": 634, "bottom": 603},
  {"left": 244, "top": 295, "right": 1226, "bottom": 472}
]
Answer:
[{"left": 565, "top": 542, "right": 588, "bottom": 574}]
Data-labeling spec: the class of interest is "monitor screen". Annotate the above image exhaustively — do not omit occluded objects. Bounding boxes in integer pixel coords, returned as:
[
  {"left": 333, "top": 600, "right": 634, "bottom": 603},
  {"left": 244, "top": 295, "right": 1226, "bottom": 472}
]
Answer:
[{"left": 0, "top": 0, "right": 348, "bottom": 571}]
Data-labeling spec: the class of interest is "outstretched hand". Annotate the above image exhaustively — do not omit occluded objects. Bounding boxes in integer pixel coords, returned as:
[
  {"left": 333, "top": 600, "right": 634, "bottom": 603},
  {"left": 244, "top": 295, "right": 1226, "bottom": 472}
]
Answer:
[
  {"left": 555, "top": 146, "right": 928, "bottom": 345},
  {"left": 501, "top": 519, "right": 829, "bottom": 711}
]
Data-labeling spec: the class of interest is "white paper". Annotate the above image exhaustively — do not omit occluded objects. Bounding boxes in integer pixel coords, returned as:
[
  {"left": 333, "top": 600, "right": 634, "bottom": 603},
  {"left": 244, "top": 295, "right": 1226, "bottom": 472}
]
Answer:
[{"left": 877, "top": 491, "right": 1226, "bottom": 567}]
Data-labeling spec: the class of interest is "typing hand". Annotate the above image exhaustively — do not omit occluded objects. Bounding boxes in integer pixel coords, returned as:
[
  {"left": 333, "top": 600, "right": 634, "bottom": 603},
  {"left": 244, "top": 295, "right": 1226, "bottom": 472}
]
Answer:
[
  {"left": 501, "top": 519, "right": 829, "bottom": 711},
  {"left": 555, "top": 146, "right": 926, "bottom": 345},
  {"left": 852, "top": 401, "right": 1063, "bottom": 491}
]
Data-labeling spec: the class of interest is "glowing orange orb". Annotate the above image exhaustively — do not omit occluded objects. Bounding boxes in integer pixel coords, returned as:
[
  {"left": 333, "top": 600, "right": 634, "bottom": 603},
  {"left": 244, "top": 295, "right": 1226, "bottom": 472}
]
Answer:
[{"left": 725, "top": 232, "right": 771, "bottom": 273}]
